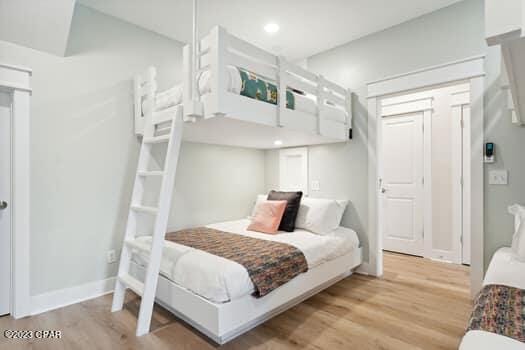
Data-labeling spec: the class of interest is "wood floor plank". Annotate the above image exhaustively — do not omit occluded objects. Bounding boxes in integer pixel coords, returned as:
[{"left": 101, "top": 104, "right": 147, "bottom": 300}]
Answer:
[{"left": 0, "top": 252, "right": 470, "bottom": 350}]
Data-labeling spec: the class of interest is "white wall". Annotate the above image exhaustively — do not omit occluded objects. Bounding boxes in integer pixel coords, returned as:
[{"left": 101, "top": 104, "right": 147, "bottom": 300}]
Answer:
[
  {"left": 0, "top": 5, "right": 265, "bottom": 296},
  {"left": 168, "top": 142, "right": 265, "bottom": 230},
  {"left": 266, "top": 0, "right": 525, "bottom": 268},
  {"left": 265, "top": 143, "right": 368, "bottom": 258}
]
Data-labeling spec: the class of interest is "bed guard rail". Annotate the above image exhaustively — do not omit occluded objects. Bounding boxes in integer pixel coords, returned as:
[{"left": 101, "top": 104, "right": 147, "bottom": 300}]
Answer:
[{"left": 183, "top": 25, "right": 353, "bottom": 138}]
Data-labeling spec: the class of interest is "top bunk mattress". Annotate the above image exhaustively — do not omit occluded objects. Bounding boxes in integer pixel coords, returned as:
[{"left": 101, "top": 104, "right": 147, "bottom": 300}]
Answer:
[
  {"left": 131, "top": 218, "right": 359, "bottom": 303},
  {"left": 199, "top": 66, "right": 348, "bottom": 123},
  {"left": 141, "top": 66, "right": 348, "bottom": 124}
]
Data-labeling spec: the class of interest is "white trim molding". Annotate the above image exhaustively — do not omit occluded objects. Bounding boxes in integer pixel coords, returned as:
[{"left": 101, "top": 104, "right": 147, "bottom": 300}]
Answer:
[
  {"left": 0, "top": 63, "right": 32, "bottom": 75},
  {"left": 367, "top": 55, "right": 485, "bottom": 296},
  {"left": 31, "top": 278, "right": 116, "bottom": 316},
  {"left": 355, "top": 262, "right": 371, "bottom": 275},
  {"left": 0, "top": 62, "right": 32, "bottom": 318},
  {"left": 367, "top": 55, "right": 485, "bottom": 98}
]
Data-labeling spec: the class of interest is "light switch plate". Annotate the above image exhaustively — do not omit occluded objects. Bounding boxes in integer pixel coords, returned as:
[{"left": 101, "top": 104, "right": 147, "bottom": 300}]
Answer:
[
  {"left": 311, "top": 180, "right": 320, "bottom": 191},
  {"left": 489, "top": 170, "right": 508, "bottom": 185}
]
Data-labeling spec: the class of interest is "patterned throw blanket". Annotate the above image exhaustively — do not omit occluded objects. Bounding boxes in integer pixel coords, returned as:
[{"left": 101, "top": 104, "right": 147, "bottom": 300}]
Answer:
[
  {"left": 467, "top": 284, "right": 525, "bottom": 342},
  {"left": 165, "top": 227, "right": 308, "bottom": 297}
]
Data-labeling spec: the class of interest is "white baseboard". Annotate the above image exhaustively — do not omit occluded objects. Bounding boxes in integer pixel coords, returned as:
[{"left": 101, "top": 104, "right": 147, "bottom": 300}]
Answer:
[
  {"left": 28, "top": 262, "right": 373, "bottom": 316},
  {"left": 31, "top": 277, "right": 116, "bottom": 316},
  {"left": 355, "top": 262, "right": 371, "bottom": 275},
  {"left": 429, "top": 249, "right": 460, "bottom": 264}
]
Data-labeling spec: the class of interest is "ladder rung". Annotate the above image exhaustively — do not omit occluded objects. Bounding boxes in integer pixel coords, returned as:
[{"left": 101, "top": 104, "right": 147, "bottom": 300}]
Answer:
[
  {"left": 137, "top": 171, "right": 164, "bottom": 177},
  {"left": 143, "top": 135, "right": 170, "bottom": 144},
  {"left": 152, "top": 105, "right": 180, "bottom": 124},
  {"left": 119, "top": 274, "right": 144, "bottom": 296},
  {"left": 131, "top": 205, "right": 159, "bottom": 214},
  {"left": 124, "top": 238, "right": 151, "bottom": 254},
  {"left": 155, "top": 125, "right": 172, "bottom": 134}
]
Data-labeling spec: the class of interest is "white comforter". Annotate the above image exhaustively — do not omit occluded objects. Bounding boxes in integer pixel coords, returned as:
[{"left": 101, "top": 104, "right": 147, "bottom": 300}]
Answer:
[
  {"left": 132, "top": 219, "right": 359, "bottom": 303},
  {"left": 459, "top": 248, "right": 525, "bottom": 350}
]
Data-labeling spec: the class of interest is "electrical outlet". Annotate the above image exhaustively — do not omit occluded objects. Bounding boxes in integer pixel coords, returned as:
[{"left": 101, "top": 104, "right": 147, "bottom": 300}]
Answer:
[
  {"left": 311, "top": 180, "right": 320, "bottom": 191},
  {"left": 107, "top": 250, "right": 117, "bottom": 264},
  {"left": 489, "top": 170, "right": 508, "bottom": 185}
]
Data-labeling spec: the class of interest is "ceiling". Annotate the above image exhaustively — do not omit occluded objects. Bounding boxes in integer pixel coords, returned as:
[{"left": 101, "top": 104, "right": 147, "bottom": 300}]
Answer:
[
  {"left": 0, "top": 0, "right": 76, "bottom": 56},
  {"left": 79, "top": 0, "right": 463, "bottom": 60}
]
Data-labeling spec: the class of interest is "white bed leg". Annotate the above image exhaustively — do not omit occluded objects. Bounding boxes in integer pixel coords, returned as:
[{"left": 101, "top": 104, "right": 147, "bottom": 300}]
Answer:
[{"left": 111, "top": 279, "right": 127, "bottom": 312}]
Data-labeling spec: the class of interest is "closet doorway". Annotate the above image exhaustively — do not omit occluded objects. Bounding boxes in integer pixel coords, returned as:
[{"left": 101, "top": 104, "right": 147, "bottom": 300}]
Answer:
[
  {"left": 379, "top": 82, "right": 470, "bottom": 265},
  {"left": 0, "top": 90, "right": 11, "bottom": 316}
]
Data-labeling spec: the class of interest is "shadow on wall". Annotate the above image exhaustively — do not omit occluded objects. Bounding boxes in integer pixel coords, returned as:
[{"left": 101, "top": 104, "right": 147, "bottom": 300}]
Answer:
[
  {"left": 350, "top": 93, "right": 370, "bottom": 260},
  {"left": 353, "top": 91, "right": 369, "bottom": 147},
  {"left": 341, "top": 201, "right": 367, "bottom": 256}
]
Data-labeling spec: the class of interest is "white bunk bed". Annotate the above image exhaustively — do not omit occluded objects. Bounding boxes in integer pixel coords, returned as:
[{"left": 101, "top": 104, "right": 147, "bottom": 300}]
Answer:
[
  {"left": 134, "top": 26, "right": 352, "bottom": 149},
  {"left": 113, "top": 24, "right": 359, "bottom": 343}
]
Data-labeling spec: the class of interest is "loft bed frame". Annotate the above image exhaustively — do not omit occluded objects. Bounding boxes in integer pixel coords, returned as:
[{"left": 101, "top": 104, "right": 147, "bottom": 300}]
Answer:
[
  {"left": 135, "top": 26, "right": 353, "bottom": 149},
  {"left": 115, "top": 25, "right": 360, "bottom": 343}
]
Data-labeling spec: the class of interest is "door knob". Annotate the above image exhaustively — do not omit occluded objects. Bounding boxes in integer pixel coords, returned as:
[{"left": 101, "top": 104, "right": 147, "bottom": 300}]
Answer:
[
  {"left": 0, "top": 201, "right": 7, "bottom": 210},
  {"left": 381, "top": 188, "right": 387, "bottom": 193}
]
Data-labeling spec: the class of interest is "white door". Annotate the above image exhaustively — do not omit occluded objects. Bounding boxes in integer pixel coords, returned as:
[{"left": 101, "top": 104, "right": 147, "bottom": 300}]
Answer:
[
  {"left": 0, "top": 92, "right": 11, "bottom": 316},
  {"left": 381, "top": 113, "right": 424, "bottom": 256}
]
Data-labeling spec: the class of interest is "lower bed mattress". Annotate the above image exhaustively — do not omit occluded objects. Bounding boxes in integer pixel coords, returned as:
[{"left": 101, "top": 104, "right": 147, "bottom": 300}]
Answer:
[
  {"left": 141, "top": 66, "right": 348, "bottom": 124},
  {"left": 460, "top": 248, "right": 525, "bottom": 350},
  {"left": 131, "top": 219, "right": 360, "bottom": 303}
]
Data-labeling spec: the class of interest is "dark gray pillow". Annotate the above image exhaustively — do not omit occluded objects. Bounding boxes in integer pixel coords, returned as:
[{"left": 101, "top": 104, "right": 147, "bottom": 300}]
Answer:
[{"left": 267, "top": 190, "right": 303, "bottom": 232}]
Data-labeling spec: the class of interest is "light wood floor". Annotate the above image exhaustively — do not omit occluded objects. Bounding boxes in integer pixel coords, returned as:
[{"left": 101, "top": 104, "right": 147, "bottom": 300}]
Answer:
[{"left": 0, "top": 252, "right": 470, "bottom": 350}]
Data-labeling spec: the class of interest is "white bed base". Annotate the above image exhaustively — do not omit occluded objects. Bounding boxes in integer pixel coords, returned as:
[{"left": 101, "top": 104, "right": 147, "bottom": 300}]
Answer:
[{"left": 129, "top": 246, "right": 362, "bottom": 344}]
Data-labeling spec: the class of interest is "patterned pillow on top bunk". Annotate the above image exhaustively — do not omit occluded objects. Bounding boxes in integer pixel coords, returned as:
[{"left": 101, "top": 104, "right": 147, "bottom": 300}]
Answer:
[{"left": 239, "top": 69, "right": 295, "bottom": 110}]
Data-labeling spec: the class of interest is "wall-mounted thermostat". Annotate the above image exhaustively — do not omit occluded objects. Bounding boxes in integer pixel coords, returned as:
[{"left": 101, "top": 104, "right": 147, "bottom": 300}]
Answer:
[{"left": 485, "top": 142, "right": 495, "bottom": 163}]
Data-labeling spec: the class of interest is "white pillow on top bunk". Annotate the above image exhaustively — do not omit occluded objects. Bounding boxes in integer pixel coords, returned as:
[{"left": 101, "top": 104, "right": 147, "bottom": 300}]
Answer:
[
  {"left": 508, "top": 204, "right": 525, "bottom": 261},
  {"left": 142, "top": 84, "right": 183, "bottom": 112},
  {"left": 295, "top": 197, "right": 348, "bottom": 235},
  {"left": 198, "top": 66, "right": 242, "bottom": 95}
]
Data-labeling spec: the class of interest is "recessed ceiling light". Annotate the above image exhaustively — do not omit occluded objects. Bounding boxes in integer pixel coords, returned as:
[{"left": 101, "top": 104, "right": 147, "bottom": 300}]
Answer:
[
  {"left": 274, "top": 140, "right": 283, "bottom": 146},
  {"left": 264, "top": 23, "right": 280, "bottom": 34}
]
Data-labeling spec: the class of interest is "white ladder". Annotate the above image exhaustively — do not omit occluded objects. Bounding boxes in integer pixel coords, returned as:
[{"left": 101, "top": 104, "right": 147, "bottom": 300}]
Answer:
[{"left": 111, "top": 74, "right": 185, "bottom": 336}]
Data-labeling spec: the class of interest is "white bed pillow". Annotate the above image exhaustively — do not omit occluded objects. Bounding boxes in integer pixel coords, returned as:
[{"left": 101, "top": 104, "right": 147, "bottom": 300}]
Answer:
[
  {"left": 198, "top": 66, "right": 242, "bottom": 95},
  {"left": 249, "top": 194, "right": 268, "bottom": 218},
  {"left": 295, "top": 197, "right": 348, "bottom": 235},
  {"left": 509, "top": 204, "right": 525, "bottom": 260}
]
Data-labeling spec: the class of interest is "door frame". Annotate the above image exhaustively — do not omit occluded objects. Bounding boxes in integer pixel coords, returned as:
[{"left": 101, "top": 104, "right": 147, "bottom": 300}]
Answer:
[
  {"left": 0, "top": 62, "right": 32, "bottom": 318},
  {"left": 366, "top": 55, "right": 485, "bottom": 296},
  {"left": 379, "top": 83, "right": 471, "bottom": 263}
]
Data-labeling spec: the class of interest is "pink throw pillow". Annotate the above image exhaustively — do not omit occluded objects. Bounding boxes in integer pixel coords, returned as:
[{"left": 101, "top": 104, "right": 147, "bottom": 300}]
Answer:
[{"left": 247, "top": 200, "right": 287, "bottom": 234}]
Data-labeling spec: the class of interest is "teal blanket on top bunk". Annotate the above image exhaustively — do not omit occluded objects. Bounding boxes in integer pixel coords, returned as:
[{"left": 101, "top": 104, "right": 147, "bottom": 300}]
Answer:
[{"left": 238, "top": 69, "right": 295, "bottom": 109}]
